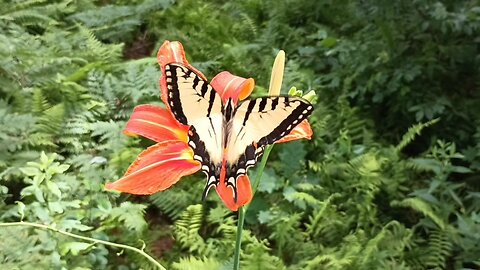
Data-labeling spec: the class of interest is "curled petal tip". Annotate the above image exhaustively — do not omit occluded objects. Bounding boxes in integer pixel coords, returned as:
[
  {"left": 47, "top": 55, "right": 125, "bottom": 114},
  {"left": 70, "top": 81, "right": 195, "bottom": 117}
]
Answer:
[
  {"left": 211, "top": 72, "right": 255, "bottom": 104},
  {"left": 157, "top": 40, "right": 187, "bottom": 68},
  {"left": 238, "top": 78, "right": 255, "bottom": 101}
]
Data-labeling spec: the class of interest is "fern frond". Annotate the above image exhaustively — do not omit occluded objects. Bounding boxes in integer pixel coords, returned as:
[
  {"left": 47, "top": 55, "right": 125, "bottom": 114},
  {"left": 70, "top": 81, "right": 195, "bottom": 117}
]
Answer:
[
  {"left": 35, "top": 103, "right": 65, "bottom": 135},
  {"left": 302, "top": 253, "right": 354, "bottom": 270},
  {"left": 90, "top": 120, "right": 127, "bottom": 150},
  {"left": 347, "top": 152, "right": 383, "bottom": 178},
  {"left": 243, "top": 241, "right": 286, "bottom": 270},
  {"left": 1, "top": 10, "right": 56, "bottom": 26},
  {"left": 391, "top": 198, "right": 446, "bottom": 229},
  {"left": 360, "top": 221, "right": 401, "bottom": 267},
  {"left": 424, "top": 230, "right": 452, "bottom": 269},
  {"left": 396, "top": 118, "right": 439, "bottom": 151},
  {"left": 305, "top": 193, "right": 341, "bottom": 239},
  {"left": 110, "top": 201, "right": 147, "bottom": 232},
  {"left": 77, "top": 26, "right": 123, "bottom": 63},
  {"left": 174, "top": 204, "right": 208, "bottom": 255},
  {"left": 31, "top": 88, "right": 50, "bottom": 114},
  {"left": 238, "top": 12, "right": 258, "bottom": 37},
  {"left": 172, "top": 256, "right": 221, "bottom": 270},
  {"left": 149, "top": 181, "right": 202, "bottom": 220},
  {"left": 0, "top": 227, "right": 52, "bottom": 268},
  {"left": 406, "top": 157, "right": 442, "bottom": 173},
  {"left": 0, "top": 0, "right": 73, "bottom": 27}
]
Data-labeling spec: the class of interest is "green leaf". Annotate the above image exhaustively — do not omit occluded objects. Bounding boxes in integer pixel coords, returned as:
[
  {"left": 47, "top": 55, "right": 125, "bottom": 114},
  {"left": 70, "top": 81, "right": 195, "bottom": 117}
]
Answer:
[
  {"left": 48, "top": 201, "right": 64, "bottom": 214},
  {"left": 302, "top": 90, "right": 317, "bottom": 103},
  {"left": 257, "top": 210, "right": 274, "bottom": 224},
  {"left": 40, "top": 151, "right": 49, "bottom": 165},
  {"left": 56, "top": 164, "right": 70, "bottom": 174},
  {"left": 19, "top": 167, "right": 40, "bottom": 177},
  {"left": 61, "top": 242, "right": 92, "bottom": 256},
  {"left": 34, "top": 187, "right": 45, "bottom": 203},
  {"left": 283, "top": 187, "right": 296, "bottom": 202},
  {"left": 16, "top": 201, "right": 25, "bottom": 221},
  {"left": 46, "top": 181, "right": 62, "bottom": 199},
  {"left": 258, "top": 168, "right": 280, "bottom": 194},
  {"left": 449, "top": 165, "right": 472, "bottom": 174},
  {"left": 32, "top": 203, "right": 50, "bottom": 221},
  {"left": 278, "top": 141, "right": 306, "bottom": 174},
  {"left": 320, "top": 37, "right": 337, "bottom": 48},
  {"left": 410, "top": 158, "right": 442, "bottom": 174},
  {"left": 59, "top": 219, "right": 93, "bottom": 231},
  {"left": 33, "top": 174, "right": 46, "bottom": 185}
]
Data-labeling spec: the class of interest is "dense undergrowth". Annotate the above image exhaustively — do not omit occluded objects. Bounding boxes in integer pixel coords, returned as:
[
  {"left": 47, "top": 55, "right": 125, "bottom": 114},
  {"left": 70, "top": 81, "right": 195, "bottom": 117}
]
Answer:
[{"left": 1, "top": 0, "right": 479, "bottom": 269}]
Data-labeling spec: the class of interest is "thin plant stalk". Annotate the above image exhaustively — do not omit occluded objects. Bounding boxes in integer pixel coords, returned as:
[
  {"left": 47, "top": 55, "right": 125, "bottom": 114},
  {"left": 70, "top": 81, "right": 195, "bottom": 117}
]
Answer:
[
  {"left": 0, "top": 221, "right": 166, "bottom": 270},
  {"left": 233, "top": 146, "right": 273, "bottom": 270},
  {"left": 233, "top": 207, "right": 246, "bottom": 270},
  {"left": 233, "top": 49, "right": 286, "bottom": 270}
]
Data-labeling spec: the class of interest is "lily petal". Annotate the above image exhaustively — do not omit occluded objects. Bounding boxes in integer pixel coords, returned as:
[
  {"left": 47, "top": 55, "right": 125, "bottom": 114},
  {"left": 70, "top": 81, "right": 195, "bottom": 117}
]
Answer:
[
  {"left": 276, "top": 120, "right": 313, "bottom": 144},
  {"left": 105, "top": 141, "right": 201, "bottom": 194},
  {"left": 124, "top": 104, "right": 189, "bottom": 143},
  {"left": 210, "top": 71, "right": 255, "bottom": 104},
  {"left": 215, "top": 175, "right": 253, "bottom": 211},
  {"left": 157, "top": 40, "right": 207, "bottom": 106}
]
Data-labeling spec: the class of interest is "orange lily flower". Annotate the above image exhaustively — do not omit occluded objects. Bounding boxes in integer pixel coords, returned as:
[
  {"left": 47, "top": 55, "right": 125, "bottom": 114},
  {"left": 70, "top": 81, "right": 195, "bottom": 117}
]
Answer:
[{"left": 105, "top": 41, "right": 313, "bottom": 211}]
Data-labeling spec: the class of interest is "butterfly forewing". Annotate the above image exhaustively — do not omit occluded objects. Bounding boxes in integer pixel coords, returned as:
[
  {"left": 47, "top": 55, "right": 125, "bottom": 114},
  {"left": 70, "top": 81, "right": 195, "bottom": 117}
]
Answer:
[
  {"left": 164, "top": 63, "right": 225, "bottom": 196},
  {"left": 224, "top": 96, "right": 313, "bottom": 189}
]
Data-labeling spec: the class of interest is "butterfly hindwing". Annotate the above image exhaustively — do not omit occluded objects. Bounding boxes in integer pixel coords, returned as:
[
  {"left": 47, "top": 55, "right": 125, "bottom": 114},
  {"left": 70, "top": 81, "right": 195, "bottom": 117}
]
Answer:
[{"left": 164, "top": 63, "right": 225, "bottom": 198}]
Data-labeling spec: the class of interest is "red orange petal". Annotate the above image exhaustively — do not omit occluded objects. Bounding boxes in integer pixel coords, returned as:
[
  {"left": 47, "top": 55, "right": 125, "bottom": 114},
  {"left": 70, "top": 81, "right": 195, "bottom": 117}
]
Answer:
[
  {"left": 124, "top": 104, "right": 189, "bottom": 143},
  {"left": 210, "top": 71, "right": 255, "bottom": 104},
  {"left": 215, "top": 175, "right": 253, "bottom": 212},
  {"left": 157, "top": 40, "right": 188, "bottom": 68},
  {"left": 276, "top": 120, "right": 313, "bottom": 144},
  {"left": 105, "top": 141, "right": 200, "bottom": 194}
]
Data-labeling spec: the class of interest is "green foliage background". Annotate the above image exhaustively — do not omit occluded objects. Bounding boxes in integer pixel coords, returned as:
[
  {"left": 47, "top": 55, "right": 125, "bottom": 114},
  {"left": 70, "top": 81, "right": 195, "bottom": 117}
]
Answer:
[{"left": 1, "top": 0, "right": 479, "bottom": 269}]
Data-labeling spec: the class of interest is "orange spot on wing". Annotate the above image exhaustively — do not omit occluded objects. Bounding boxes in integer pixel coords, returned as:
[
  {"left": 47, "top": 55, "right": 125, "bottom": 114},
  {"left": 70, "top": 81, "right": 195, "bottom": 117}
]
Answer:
[{"left": 276, "top": 119, "right": 313, "bottom": 143}]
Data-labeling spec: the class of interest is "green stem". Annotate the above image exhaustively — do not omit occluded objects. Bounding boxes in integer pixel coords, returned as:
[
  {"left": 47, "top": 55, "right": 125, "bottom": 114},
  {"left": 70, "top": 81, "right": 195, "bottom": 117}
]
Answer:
[
  {"left": 233, "top": 145, "right": 274, "bottom": 270},
  {"left": 0, "top": 221, "right": 166, "bottom": 270},
  {"left": 233, "top": 207, "right": 245, "bottom": 270},
  {"left": 250, "top": 146, "right": 274, "bottom": 202}
]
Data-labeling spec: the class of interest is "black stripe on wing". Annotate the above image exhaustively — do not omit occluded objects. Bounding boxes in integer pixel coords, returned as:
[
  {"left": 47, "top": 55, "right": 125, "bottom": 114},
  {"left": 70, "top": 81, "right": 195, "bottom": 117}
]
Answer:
[
  {"left": 224, "top": 96, "right": 313, "bottom": 202},
  {"left": 164, "top": 64, "right": 189, "bottom": 125},
  {"left": 164, "top": 63, "right": 220, "bottom": 126},
  {"left": 257, "top": 96, "right": 313, "bottom": 146},
  {"left": 187, "top": 126, "right": 220, "bottom": 201},
  {"left": 225, "top": 143, "right": 265, "bottom": 203}
]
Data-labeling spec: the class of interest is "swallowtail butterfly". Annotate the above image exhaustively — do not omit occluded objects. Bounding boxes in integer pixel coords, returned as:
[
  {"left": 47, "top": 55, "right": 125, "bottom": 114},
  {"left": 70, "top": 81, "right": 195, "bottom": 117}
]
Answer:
[{"left": 164, "top": 63, "right": 313, "bottom": 201}]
